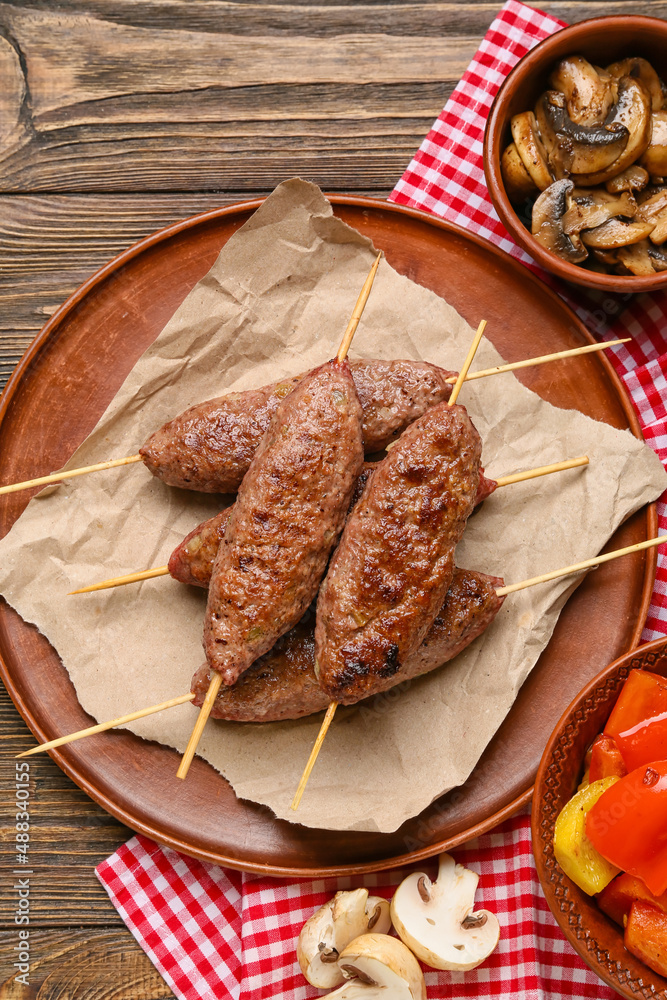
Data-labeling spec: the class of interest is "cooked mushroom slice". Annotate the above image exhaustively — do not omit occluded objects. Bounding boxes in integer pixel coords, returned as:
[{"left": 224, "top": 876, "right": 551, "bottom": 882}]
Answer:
[
  {"left": 390, "top": 853, "right": 500, "bottom": 972},
  {"left": 322, "top": 934, "right": 426, "bottom": 1000},
  {"left": 297, "top": 889, "right": 392, "bottom": 989},
  {"left": 550, "top": 56, "right": 617, "bottom": 125},
  {"left": 607, "top": 57, "right": 664, "bottom": 112},
  {"left": 592, "top": 247, "right": 621, "bottom": 269},
  {"left": 606, "top": 164, "right": 650, "bottom": 194},
  {"left": 581, "top": 217, "right": 654, "bottom": 249},
  {"left": 640, "top": 111, "right": 667, "bottom": 178},
  {"left": 573, "top": 77, "right": 652, "bottom": 185},
  {"left": 536, "top": 90, "right": 629, "bottom": 177},
  {"left": 532, "top": 179, "right": 588, "bottom": 263},
  {"left": 648, "top": 243, "right": 667, "bottom": 271},
  {"left": 501, "top": 142, "right": 538, "bottom": 202},
  {"left": 562, "top": 188, "right": 636, "bottom": 236},
  {"left": 650, "top": 208, "right": 667, "bottom": 245},
  {"left": 616, "top": 239, "right": 657, "bottom": 275},
  {"left": 635, "top": 186, "right": 667, "bottom": 221},
  {"left": 510, "top": 110, "right": 553, "bottom": 190}
]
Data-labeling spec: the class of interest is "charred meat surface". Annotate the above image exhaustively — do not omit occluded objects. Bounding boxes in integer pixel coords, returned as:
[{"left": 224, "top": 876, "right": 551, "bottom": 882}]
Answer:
[
  {"left": 315, "top": 402, "right": 482, "bottom": 705},
  {"left": 192, "top": 569, "right": 505, "bottom": 721},
  {"left": 170, "top": 463, "right": 495, "bottom": 589},
  {"left": 139, "top": 359, "right": 455, "bottom": 493},
  {"left": 204, "top": 358, "right": 364, "bottom": 685}
]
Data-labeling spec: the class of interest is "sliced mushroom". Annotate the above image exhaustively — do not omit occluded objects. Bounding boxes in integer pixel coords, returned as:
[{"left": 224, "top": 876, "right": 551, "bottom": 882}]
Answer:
[
  {"left": 532, "top": 179, "right": 588, "bottom": 263},
  {"left": 606, "top": 164, "right": 649, "bottom": 194},
  {"left": 550, "top": 56, "right": 617, "bottom": 125},
  {"left": 390, "top": 853, "right": 500, "bottom": 972},
  {"left": 649, "top": 243, "right": 667, "bottom": 271},
  {"left": 581, "top": 217, "right": 654, "bottom": 249},
  {"left": 322, "top": 934, "right": 426, "bottom": 1000},
  {"left": 616, "top": 240, "right": 655, "bottom": 275},
  {"left": 607, "top": 57, "right": 664, "bottom": 112},
  {"left": 562, "top": 188, "right": 636, "bottom": 236},
  {"left": 510, "top": 110, "right": 553, "bottom": 190},
  {"left": 635, "top": 186, "right": 667, "bottom": 221},
  {"left": 501, "top": 142, "right": 538, "bottom": 203},
  {"left": 640, "top": 110, "right": 667, "bottom": 177},
  {"left": 650, "top": 208, "right": 667, "bottom": 244},
  {"left": 297, "top": 889, "right": 392, "bottom": 988},
  {"left": 573, "top": 76, "right": 653, "bottom": 185},
  {"left": 536, "top": 89, "right": 629, "bottom": 176}
]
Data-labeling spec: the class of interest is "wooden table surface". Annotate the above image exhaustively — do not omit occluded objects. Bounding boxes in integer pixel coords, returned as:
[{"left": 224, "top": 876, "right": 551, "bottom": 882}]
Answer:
[{"left": 1, "top": 1, "right": 664, "bottom": 996}]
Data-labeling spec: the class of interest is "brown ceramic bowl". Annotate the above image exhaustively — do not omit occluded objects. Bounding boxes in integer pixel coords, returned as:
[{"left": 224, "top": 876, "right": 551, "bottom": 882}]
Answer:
[
  {"left": 484, "top": 16, "right": 667, "bottom": 293},
  {"left": 533, "top": 637, "right": 667, "bottom": 998}
]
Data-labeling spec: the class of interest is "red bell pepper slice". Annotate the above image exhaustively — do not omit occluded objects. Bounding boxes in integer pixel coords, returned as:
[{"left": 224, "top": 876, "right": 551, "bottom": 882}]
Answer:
[
  {"left": 586, "top": 760, "right": 667, "bottom": 897},
  {"left": 605, "top": 669, "right": 667, "bottom": 772},
  {"left": 625, "top": 901, "right": 667, "bottom": 978},
  {"left": 589, "top": 734, "right": 627, "bottom": 782}
]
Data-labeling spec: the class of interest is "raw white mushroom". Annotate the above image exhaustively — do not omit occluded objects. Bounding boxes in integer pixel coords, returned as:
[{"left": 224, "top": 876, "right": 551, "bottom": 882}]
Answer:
[
  {"left": 390, "top": 853, "right": 500, "bottom": 971},
  {"left": 297, "top": 889, "right": 391, "bottom": 988},
  {"left": 321, "top": 933, "right": 426, "bottom": 1000}
]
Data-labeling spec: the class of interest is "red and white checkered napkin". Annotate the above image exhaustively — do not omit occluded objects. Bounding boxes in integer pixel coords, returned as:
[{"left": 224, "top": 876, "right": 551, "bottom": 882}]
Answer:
[
  {"left": 98, "top": 811, "right": 618, "bottom": 1000},
  {"left": 390, "top": 0, "right": 667, "bottom": 638},
  {"left": 96, "top": 3, "right": 667, "bottom": 997}
]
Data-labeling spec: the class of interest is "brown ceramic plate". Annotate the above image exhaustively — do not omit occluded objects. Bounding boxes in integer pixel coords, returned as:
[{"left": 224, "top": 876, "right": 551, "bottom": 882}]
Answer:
[
  {"left": 533, "top": 638, "right": 667, "bottom": 999},
  {"left": 0, "top": 197, "right": 657, "bottom": 877}
]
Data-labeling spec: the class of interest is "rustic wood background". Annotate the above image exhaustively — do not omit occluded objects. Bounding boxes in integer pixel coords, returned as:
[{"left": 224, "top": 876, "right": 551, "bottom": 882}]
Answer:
[{"left": 0, "top": 1, "right": 662, "bottom": 996}]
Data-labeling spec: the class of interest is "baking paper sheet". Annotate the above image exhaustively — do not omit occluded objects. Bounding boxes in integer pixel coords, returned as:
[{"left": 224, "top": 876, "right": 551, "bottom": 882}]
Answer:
[{"left": 1, "top": 179, "right": 665, "bottom": 832}]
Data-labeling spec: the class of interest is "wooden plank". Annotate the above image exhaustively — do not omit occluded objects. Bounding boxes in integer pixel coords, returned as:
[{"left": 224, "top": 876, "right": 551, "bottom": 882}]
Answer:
[
  {"left": 0, "top": 687, "right": 133, "bottom": 928},
  {"left": 0, "top": 929, "right": 175, "bottom": 999},
  {"left": 0, "top": 190, "right": 389, "bottom": 386},
  {"left": 0, "top": 3, "right": 475, "bottom": 191}
]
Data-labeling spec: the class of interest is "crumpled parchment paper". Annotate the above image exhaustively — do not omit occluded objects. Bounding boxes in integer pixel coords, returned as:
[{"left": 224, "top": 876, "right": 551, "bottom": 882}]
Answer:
[{"left": 0, "top": 179, "right": 665, "bottom": 832}]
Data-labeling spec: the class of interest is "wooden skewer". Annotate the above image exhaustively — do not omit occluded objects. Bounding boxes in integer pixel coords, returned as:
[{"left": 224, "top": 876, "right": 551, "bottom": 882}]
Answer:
[
  {"left": 454, "top": 338, "right": 630, "bottom": 384},
  {"left": 20, "top": 532, "right": 666, "bottom": 759},
  {"left": 496, "top": 534, "right": 667, "bottom": 597},
  {"left": 290, "top": 701, "right": 338, "bottom": 810},
  {"left": 0, "top": 454, "right": 143, "bottom": 497},
  {"left": 68, "top": 456, "right": 590, "bottom": 595},
  {"left": 16, "top": 692, "right": 194, "bottom": 757},
  {"left": 0, "top": 338, "right": 627, "bottom": 501},
  {"left": 177, "top": 254, "right": 384, "bottom": 782},
  {"left": 337, "top": 252, "right": 383, "bottom": 363},
  {"left": 447, "top": 320, "right": 487, "bottom": 407},
  {"left": 292, "top": 319, "right": 490, "bottom": 809}
]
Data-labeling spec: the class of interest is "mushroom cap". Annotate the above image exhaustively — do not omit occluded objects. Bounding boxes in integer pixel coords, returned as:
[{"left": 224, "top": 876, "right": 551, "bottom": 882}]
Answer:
[
  {"left": 531, "top": 179, "right": 589, "bottom": 263},
  {"left": 297, "top": 889, "right": 391, "bottom": 989},
  {"left": 640, "top": 110, "right": 667, "bottom": 178},
  {"left": 573, "top": 76, "right": 652, "bottom": 186},
  {"left": 501, "top": 142, "right": 538, "bottom": 203},
  {"left": 581, "top": 217, "right": 654, "bottom": 249},
  {"left": 338, "top": 934, "right": 426, "bottom": 1000},
  {"left": 607, "top": 57, "right": 665, "bottom": 113},
  {"left": 536, "top": 89, "right": 629, "bottom": 177},
  {"left": 550, "top": 56, "right": 617, "bottom": 126},
  {"left": 510, "top": 110, "right": 553, "bottom": 191},
  {"left": 390, "top": 853, "right": 500, "bottom": 972}
]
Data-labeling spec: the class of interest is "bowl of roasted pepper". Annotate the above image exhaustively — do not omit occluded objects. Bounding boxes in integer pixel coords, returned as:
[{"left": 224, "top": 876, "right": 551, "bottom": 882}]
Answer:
[
  {"left": 484, "top": 15, "right": 667, "bottom": 291},
  {"left": 532, "top": 636, "right": 667, "bottom": 997}
]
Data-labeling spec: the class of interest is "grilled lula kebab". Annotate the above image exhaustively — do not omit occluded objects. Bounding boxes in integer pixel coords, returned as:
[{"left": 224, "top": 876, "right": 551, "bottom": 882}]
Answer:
[
  {"left": 69, "top": 455, "right": 589, "bottom": 594},
  {"left": 18, "top": 534, "right": 667, "bottom": 760},
  {"left": 0, "top": 339, "right": 628, "bottom": 498},
  {"left": 177, "top": 254, "right": 381, "bottom": 777}
]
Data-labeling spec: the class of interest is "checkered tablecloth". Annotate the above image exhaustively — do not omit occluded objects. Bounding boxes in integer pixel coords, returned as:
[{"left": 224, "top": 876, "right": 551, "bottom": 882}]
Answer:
[{"left": 96, "top": 3, "right": 667, "bottom": 998}]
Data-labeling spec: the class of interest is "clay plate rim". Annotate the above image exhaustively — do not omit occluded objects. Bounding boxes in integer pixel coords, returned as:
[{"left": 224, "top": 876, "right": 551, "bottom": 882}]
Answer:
[{"left": 0, "top": 195, "right": 658, "bottom": 876}]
